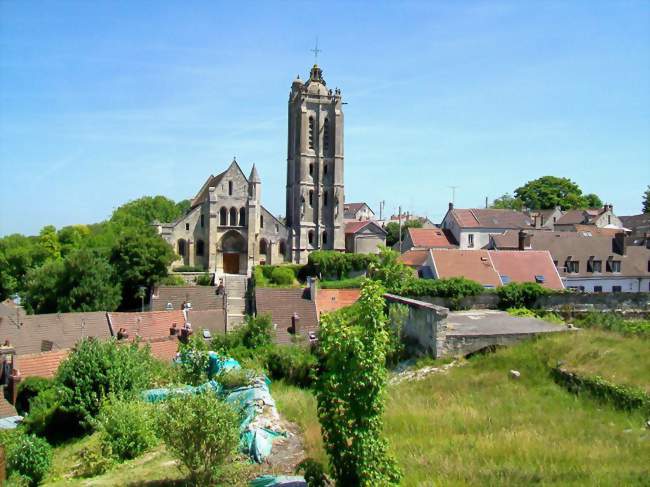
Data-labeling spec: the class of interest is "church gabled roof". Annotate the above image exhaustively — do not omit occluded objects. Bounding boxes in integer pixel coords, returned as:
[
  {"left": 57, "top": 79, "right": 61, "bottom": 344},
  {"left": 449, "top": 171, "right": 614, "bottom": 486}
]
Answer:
[{"left": 190, "top": 159, "right": 250, "bottom": 208}]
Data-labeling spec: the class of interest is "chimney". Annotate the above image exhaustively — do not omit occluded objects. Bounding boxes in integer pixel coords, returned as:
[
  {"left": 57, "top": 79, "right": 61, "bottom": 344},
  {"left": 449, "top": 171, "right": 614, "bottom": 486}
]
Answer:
[
  {"left": 448, "top": 202, "right": 454, "bottom": 211},
  {"left": 291, "top": 312, "right": 300, "bottom": 335},
  {"left": 308, "top": 276, "right": 318, "bottom": 302},
  {"left": 518, "top": 230, "right": 531, "bottom": 250},
  {"left": 614, "top": 232, "right": 627, "bottom": 256}
]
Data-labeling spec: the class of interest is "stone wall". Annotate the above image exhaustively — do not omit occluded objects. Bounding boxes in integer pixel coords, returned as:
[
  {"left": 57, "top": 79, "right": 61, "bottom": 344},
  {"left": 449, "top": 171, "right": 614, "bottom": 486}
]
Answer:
[
  {"left": 443, "top": 333, "right": 543, "bottom": 357},
  {"left": 535, "top": 292, "right": 650, "bottom": 314},
  {"left": 384, "top": 294, "right": 448, "bottom": 358},
  {"left": 417, "top": 293, "right": 499, "bottom": 310}
]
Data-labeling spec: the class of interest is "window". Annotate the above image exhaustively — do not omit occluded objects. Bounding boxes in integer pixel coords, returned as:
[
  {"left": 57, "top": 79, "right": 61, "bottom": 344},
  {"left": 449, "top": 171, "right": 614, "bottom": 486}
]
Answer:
[
  {"left": 279, "top": 240, "right": 287, "bottom": 257},
  {"left": 588, "top": 260, "right": 602, "bottom": 273},
  {"left": 229, "top": 207, "right": 237, "bottom": 226},
  {"left": 566, "top": 260, "right": 579, "bottom": 273},
  {"left": 308, "top": 116, "right": 314, "bottom": 149},
  {"left": 324, "top": 163, "right": 328, "bottom": 175},
  {"left": 259, "top": 239, "right": 268, "bottom": 256},
  {"left": 239, "top": 208, "right": 246, "bottom": 226},
  {"left": 308, "top": 230, "right": 315, "bottom": 246},
  {"left": 185, "top": 223, "right": 190, "bottom": 231},
  {"left": 219, "top": 207, "right": 227, "bottom": 225},
  {"left": 309, "top": 163, "right": 314, "bottom": 177},
  {"left": 322, "top": 230, "right": 327, "bottom": 245},
  {"left": 323, "top": 118, "right": 330, "bottom": 153},
  {"left": 178, "top": 239, "right": 186, "bottom": 256},
  {"left": 647, "top": 260, "right": 650, "bottom": 272},
  {"left": 228, "top": 181, "right": 233, "bottom": 196},
  {"left": 608, "top": 215, "right": 611, "bottom": 225},
  {"left": 612, "top": 285, "right": 622, "bottom": 292},
  {"left": 593, "top": 285, "right": 602, "bottom": 293},
  {"left": 468, "top": 234, "right": 474, "bottom": 248},
  {"left": 200, "top": 214, "right": 204, "bottom": 228},
  {"left": 196, "top": 240, "right": 204, "bottom": 256},
  {"left": 260, "top": 214, "right": 264, "bottom": 228},
  {"left": 607, "top": 260, "right": 621, "bottom": 273},
  {"left": 323, "top": 190, "right": 328, "bottom": 206},
  {"left": 309, "top": 190, "right": 314, "bottom": 207}
]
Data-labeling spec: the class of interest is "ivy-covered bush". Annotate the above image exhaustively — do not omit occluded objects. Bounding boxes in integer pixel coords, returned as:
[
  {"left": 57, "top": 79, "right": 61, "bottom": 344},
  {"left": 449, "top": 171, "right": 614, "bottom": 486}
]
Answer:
[
  {"left": 253, "top": 264, "right": 305, "bottom": 287},
  {"left": 56, "top": 338, "right": 158, "bottom": 429},
  {"left": 96, "top": 397, "right": 158, "bottom": 461},
  {"left": 400, "top": 277, "right": 484, "bottom": 307},
  {"left": 497, "top": 282, "right": 548, "bottom": 309},
  {"left": 308, "top": 250, "right": 378, "bottom": 279},
  {"left": 178, "top": 333, "right": 210, "bottom": 386},
  {"left": 265, "top": 345, "right": 317, "bottom": 388},
  {"left": 271, "top": 266, "right": 295, "bottom": 286},
  {"left": 5, "top": 432, "right": 52, "bottom": 486},
  {"left": 15, "top": 377, "right": 54, "bottom": 415}
]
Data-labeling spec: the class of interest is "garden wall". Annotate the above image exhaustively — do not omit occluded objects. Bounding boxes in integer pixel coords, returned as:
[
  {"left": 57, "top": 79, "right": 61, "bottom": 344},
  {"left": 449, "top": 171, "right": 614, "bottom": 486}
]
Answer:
[{"left": 535, "top": 292, "right": 650, "bottom": 315}]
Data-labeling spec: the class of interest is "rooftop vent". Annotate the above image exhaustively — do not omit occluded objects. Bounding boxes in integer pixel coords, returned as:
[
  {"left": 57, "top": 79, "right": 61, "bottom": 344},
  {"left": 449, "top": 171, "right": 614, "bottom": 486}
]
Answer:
[
  {"left": 165, "top": 302, "right": 173, "bottom": 311},
  {"left": 501, "top": 275, "right": 511, "bottom": 284},
  {"left": 535, "top": 275, "right": 545, "bottom": 283}
]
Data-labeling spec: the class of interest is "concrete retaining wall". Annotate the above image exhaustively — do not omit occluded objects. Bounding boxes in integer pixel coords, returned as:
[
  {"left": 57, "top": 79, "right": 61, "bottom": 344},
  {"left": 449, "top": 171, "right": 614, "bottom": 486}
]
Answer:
[
  {"left": 443, "top": 332, "right": 542, "bottom": 357},
  {"left": 417, "top": 293, "right": 499, "bottom": 310},
  {"left": 535, "top": 292, "right": 650, "bottom": 314}
]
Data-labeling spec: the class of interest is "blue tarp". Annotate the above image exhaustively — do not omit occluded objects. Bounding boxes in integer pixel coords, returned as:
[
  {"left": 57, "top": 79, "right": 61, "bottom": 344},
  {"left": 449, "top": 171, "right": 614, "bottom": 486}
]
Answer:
[{"left": 250, "top": 476, "right": 307, "bottom": 487}]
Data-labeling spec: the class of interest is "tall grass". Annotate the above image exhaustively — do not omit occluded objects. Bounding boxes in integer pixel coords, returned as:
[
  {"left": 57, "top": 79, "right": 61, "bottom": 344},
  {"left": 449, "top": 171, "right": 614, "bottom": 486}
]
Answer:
[{"left": 573, "top": 312, "right": 650, "bottom": 337}]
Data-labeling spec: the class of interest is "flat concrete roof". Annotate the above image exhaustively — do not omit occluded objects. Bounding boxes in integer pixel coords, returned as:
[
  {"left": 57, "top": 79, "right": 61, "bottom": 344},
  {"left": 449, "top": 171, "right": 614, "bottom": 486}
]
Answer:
[{"left": 446, "top": 310, "right": 565, "bottom": 336}]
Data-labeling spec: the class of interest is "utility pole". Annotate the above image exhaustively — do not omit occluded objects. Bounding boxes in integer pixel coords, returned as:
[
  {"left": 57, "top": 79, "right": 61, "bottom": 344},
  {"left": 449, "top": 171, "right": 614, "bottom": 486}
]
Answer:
[
  {"left": 398, "top": 205, "right": 402, "bottom": 253},
  {"left": 379, "top": 200, "right": 385, "bottom": 221}
]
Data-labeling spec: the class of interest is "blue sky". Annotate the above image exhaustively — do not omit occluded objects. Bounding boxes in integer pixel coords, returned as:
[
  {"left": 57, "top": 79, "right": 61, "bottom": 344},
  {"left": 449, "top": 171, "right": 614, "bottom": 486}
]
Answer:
[{"left": 1, "top": 1, "right": 648, "bottom": 236}]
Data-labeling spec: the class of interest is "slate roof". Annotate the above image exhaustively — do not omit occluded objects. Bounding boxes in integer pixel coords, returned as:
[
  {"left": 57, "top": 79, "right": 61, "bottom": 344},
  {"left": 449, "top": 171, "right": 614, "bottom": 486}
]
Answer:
[
  {"left": 14, "top": 350, "right": 70, "bottom": 379},
  {"left": 489, "top": 250, "right": 564, "bottom": 290},
  {"left": 255, "top": 288, "right": 319, "bottom": 345},
  {"left": 108, "top": 309, "right": 225, "bottom": 339},
  {"left": 398, "top": 249, "right": 430, "bottom": 267},
  {"left": 150, "top": 286, "right": 225, "bottom": 311},
  {"left": 316, "top": 289, "right": 361, "bottom": 315},
  {"left": 449, "top": 208, "right": 532, "bottom": 229},
  {"left": 0, "top": 311, "right": 110, "bottom": 356},
  {"left": 428, "top": 250, "right": 502, "bottom": 287},
  {"left": 406, "top": 228, "right": 457, "bottom": 248}
]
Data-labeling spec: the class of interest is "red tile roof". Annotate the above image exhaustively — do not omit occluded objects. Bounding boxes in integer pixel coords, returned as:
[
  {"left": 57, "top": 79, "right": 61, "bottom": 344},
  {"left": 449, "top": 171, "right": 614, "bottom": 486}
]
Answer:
[
  {"left": 450, "top": 209, "right": 531, "bottom": 229},
  {"left": 429, "top": 250, "right": 502, "bottom": 287},
  {"left": 255, "top": 288, "right": 319, "bottom": 345},
  {"left": 15, "top": 349, "right": 69, "bottom": 379},
  {"left": 150, "top": 286, "right": 225, "bottom": 311},
  {"left": 0, "top": 397, "right": 17, "bottom": 419},
  {"left": 145, "top": 337, "right": 180, "bottom": 362},
  {"left": 407, "top": 228, "right": 457, "bottom": 248},
  {"left": 316, "top": 289, "right": 361, "bottom": 315},
  {"left": 489, "top": 250, "right": 564, "bottom": 290},
  {"left": 108, "top": 310, "right": 225, "bottom": 340},
  {"left": 398, "top": 249, "right": 429, "bottom": 267},
  {"left": 345, "top": 220, "right": 372, "bottom": 234}
]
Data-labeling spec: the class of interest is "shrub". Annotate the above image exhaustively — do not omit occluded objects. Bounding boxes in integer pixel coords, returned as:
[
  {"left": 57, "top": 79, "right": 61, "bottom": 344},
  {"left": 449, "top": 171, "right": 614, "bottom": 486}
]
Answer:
[
  {"left": 574, "top": 312, "right": 650, "bottom": 338},
  {"left": 157, "top": 274, "right": 186, "bottom": 286},
  {"left": 194, "top": 272, "right": 212, "bottom": 286},
  {"left": 178, "top": 333, "right": 210, "bottom": 386},
  {"left": 320, "top": 276, "right": 365, "bottom": 289},
  {"left": 216, "top": 368, "right": 252, "bottom": 389},
  {"left": 386, "top": 303, "right": 409, "bottom": 367},
  {"left": 6, "top": 433, "right": 52, "bottom": 486},
  {"left": 296, "top": 458, "right": 328, "bottom": 487},
  {"left": 22, "top": 387, "right": 82, "bottom": 444},
  {"left": 240, "top": 314, "right": 273, "bottom": 349},
  {"left": 96, "top": 397, "right": 158, "bottom": 461},
  {"left": 309, "top": 250, "right": 378, "bottom": 279},
  {"left": 368, "top": 247, "right": 414, "bottom": 292},
  {"left": 156, "top": 392, "right": 241, "bottom": 486},
  {"left": 74, "top": 442, "right": 114, "bottom": 478},
  {"left": 271, "top": 266, "right": 295, "bottom": 286},
  {"left": 15, "top": 377, "right": 53, "bottom": 415},
  {"left": 497, "top": 282, "right": 548, "bottom": 309},
  {"left": 264, "top": 345, "right": 317, "bottom": 388},
  {"left": 172, "top": 265, "right": 204, "bottom": 272},
  {"left": 56, "top": 338, "right": 157, "bottom": 429}
]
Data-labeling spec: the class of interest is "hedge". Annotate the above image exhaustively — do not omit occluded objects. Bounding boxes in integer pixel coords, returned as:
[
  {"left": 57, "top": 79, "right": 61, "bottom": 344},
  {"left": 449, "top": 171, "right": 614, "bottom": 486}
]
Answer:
[{"left": 307, "top": 250, "right": 378, "bottom": 279}]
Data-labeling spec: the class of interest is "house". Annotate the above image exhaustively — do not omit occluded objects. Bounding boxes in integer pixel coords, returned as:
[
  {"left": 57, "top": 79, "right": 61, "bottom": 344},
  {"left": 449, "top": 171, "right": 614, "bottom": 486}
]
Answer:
[
  {"left": 441, "top": 204, "right": 532, "bottom": 250},
  {"left": 422, "top": 249, "right": 564, "bottom": 290},
  {"left": 254, "top": 287, "right": 319, "bottom": 345},
  {"left": 344, "top": 220, "right": 386, "bottom": 254},
  {"left": 527, "top": 207, "right": 563, "bottom": 230},
  {"left": 344, "top": 202, "right": 375, "bottom": 221},
  {"left": 620, "top": 213, "right": 650, "bottom": 244},
  {"left": 554, "top": 205, "right": 623, "bottom": 231},
  {"left": 396, "top": 227, "right": 457, "bottom": 253},
  {"left": 398, "top": 249, "right": 430, "bottom": 277}
]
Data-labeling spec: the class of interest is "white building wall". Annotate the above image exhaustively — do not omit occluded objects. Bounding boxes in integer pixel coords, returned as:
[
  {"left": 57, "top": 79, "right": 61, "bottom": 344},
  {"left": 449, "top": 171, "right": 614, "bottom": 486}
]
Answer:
[{"left": 564, "top": 277, "right": 650, "bottom": 293}]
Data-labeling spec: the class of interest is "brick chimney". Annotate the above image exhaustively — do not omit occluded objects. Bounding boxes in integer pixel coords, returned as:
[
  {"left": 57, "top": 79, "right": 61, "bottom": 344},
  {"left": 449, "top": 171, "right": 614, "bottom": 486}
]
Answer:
[
  {"left": 308, "top": 276, "right": 318, "bottom": 302},
  {"left": 448, "top": 202, "right": 454, "bottom": 211},
  {"left": 614, "top": 232, "right": 627, "bottom": 256},
  {"left": 518, "top": 230, "right": 531, "bottom": 250}
]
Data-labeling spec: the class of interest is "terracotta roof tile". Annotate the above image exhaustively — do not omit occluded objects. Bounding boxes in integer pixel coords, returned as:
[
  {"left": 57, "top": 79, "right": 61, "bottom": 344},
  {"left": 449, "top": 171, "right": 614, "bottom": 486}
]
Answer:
[
  {"left": 316, "top": 289, "right": 361, "bottom": 315},
  {"left": 451, "top": 209, "right": 531, "bottom": 229},
  {"left": 489, "top": 250, "right": 564, "bottom": 290},
  {"left": 108, "top": 310, "right": 225, "bottom": 340},
  {"left": 398, "top": 249, "right": 430, "bottom": 267},
  {"left": 15, "top": 349, "right": 69, "bottom": 379},
  {"left": 255, "top": 288, "right": 319, "bottom": 345},
  {"left": 407, "top": 228, "right": 457, "bottom": 248},
  {"left": 429, "top": 249, "right": 502, "bottom": 287},
  {"left": 145, "top": 337, "right": 180, "bottom": 362},
  {"left": 150, "top": 286, "right": 225, "bottom": 311}
]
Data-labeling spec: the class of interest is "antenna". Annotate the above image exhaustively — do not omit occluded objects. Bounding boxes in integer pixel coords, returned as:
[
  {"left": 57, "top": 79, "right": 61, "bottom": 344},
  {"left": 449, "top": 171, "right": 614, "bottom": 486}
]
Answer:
[
  {"left": 447, "top": 186, "right": 459, "bottom": 205},
  {"left": 310, "top": 37, "right": 322, "bottom": 63}
]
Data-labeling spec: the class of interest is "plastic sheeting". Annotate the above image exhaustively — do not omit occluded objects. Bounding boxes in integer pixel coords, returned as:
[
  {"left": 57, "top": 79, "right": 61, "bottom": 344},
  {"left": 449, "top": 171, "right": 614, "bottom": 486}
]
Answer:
[{"left": 249, "top": 475, "right": 307, "bottom": 487}]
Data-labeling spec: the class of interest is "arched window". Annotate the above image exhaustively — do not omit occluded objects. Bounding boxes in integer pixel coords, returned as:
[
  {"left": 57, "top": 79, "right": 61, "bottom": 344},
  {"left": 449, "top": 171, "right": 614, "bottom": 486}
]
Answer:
[
  {"left": 309, "top": 190, "right": 314, "bottom": 207},
  {"left": 279, "top": 240, "right": 287, "bottom": 257},
  {"left": 322, "top": 231, "right": 327, "bottom": 245},
  {"left": 178, "top": 239, "right": 186, "bottom": 256},
  {"left": 239, "top": 207, "right": 246, "bottom": 226},
  {"left": 229, "top": 207, "right": 237, "bottom": 226},
  {"left": 308, "top": 116, "right": 314, "bottom": 149},
  {"left": 323, "top": 118, "right": 330, "bottom": 153},
  {"left": 309, "top": 163, "right": 314, "bottom": 177},
  {"left": 323, "top": 190, "right": 328, "bottom": 207},
  {"left": 196, "top": 239, "right": 204, "bottom": 256},
  {"left": 259, "top": 238, "right": 268, "bottom": 256},
  {"left": 308, "top": 230, "right": 315, "bottom": 246},
  {"left": 260, "top": 214, "right": 264, "bottom": 228},
  {"left": 228, "top": 181, "right": 233, "bottom": 196},
  {"left": 220, "top": 207, "right": 227, "bottom": 226}
]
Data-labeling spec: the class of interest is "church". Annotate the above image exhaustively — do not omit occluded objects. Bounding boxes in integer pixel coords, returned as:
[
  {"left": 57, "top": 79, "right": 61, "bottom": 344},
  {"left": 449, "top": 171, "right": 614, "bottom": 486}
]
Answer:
[{"left": 157, "top": 64, "right": 345, "bottom": 276}]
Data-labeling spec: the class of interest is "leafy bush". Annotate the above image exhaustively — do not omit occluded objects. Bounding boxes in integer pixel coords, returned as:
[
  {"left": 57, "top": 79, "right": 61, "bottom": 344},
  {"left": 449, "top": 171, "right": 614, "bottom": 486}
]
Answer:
[
  {"left": 506, "top": 307, "right": 538, "bottom": 318},
  {"left": 74, "top": 442, "right": 114, "bottom": 478},
  {"left": 22, "top": 387, "right": 82, "bottom": 443},
  {"left": 387, "top": 303, "right": 409, "bottom": 367},
  {"left": 216, "top": 368, "right": 253, "bottom": 389},
  {"left": 6, "top": 433, "right": 52, "bottom": 486},
  {"left": 320, "top": 276, "right": 365, "bottom": 289},
  {"left": 157, "top": 274, "right": 186, "bottom": 286},
  {"left": 56, "top": 338, "right": 157, "bottom": 429},
  {"left": 178, "top": 334, "right": 210, "bottom": 386},
  {"left": 240, "top": 314, "right": 273, "bottom": 349},
  {"left": 368, "top": 247, "right": 414, "bottom": 292},
  {"left": 308, "top": 250, "right": 378, "bottom": 279},
  {"left": 194, "top": 272, "right": 212, "bottom": 286},
  {"left": 265, "top": 345, "right": 317, "bottom": 388},
  {"left": 497, "top": 282, "right": 548, "bottom": 309},
  {"left": 172, "top": 265, "right": 204, "bottom": 272},
  {"left": 271, "top": 266, "right": 295, "bottom": 286},
  {"left": 96, "top": 397, "right": 158, "bottom": 461},
  {"left": 574, "top": 312, "right": 650, "bottom": 338},
  {"left": 15, "top": 377, "right": 53, "bottom": 415},
  {"left": 156, "top": 392, "right": 242, "bottom": 486},
  {"left": 296, "top": 458, "right": 328, "bottom": 487}
]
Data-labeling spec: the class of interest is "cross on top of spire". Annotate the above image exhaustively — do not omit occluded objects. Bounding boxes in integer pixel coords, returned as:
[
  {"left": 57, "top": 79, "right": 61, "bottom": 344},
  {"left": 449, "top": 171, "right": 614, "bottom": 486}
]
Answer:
[{"left": 310, "top": 37, "right": 321, "bottom": 63}]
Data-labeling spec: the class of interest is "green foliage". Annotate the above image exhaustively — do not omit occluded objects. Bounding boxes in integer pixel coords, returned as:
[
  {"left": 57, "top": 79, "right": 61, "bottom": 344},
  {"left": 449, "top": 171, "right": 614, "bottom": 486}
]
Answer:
[
  {"left": 384, "top": 219, "right": 423, "bottom": 247},
  {"left": 21, "top": 387, "right": 81, "bottom": 443},
  {"left": 497, "top": 282, "right": 548, "bottom": 309},
  {"left": 38, "top": 225, "right": 61, "bottom": 262},
  {"left": 57, "top": 225, "right": 91, "bottom": 257},
  {"left": 308, "top": 250, "right": 378, "bottom": 279},
  {"left": 386, "top": 303, "right": 409, "bottom": 367},
  {"left": 178, "top": 333, "right": 210, "bottom": 386},
  {"left": 316, "top": 279, "right": 401, "bottom": 485},
  {"left": 368, "top": 246, "right": 414, "bottom": 292},
  {"left": 265, "top": 345, "right": 317, "bottom": 388},
  {"left": 253, "top": 264, "right": 305, "bottom": 287},
  {"left": 5, "top": 432, "right": 53, "bottom": 486},
  {"left": 574, "top": 312, "right": 650, "bottom": 338},
  {"left": 172, "top": 265, "right": 205, "bottom": 272},
  {"left": 269, "top": 266, "right": 295, "bottom": 286},
  {"left": 56, "top": 338, "right": 157, "bottom": 428},
  {"left": 319, "top": 276, "right": 365, "bottom": 289},
  {"left": 506, "top": 307, "right": 538, "bottom": 318},
  {"left": 491, "top": 193, "right": 524, "bottom": 210},
  {"left": 514, "top": 176, "right": 602, "bottom": 210},
  {"left": 109, "top": 227, "right": 175, "bottom": 310},
  {"left": 74, "top": 441, "right": 115, "bottom": 478},
  {"left": 96, "top": 397, "right": 158, "bottom": 461},
  {"left": 240, "top": 313, "right": 273, "bottom": 349},
  {"left": 194, "top": 272, "right": 212, "bottom": 286},
  {"left": 216, "top": 368, "right": 253, "bottom": 389},
  {"left": 155, "top": 392, "right": 241, "bottom": 486},
  {"left": 643, "top": 185, "right": 650, "bottom": 213},
  {"left": 400, "top": 276, "right": 484, "bottom": 303},
  {"left": 110, "top": 195, "right": 189, "bottom": 227},
  {"left": 15, "top": 377, "right": 53, "bottom": 415},
  {"left": 296, "top": 458, "right": 328, "bottom": 487},
  {"left": 158, "top": 274, "right": 186, "bottom": 286}
]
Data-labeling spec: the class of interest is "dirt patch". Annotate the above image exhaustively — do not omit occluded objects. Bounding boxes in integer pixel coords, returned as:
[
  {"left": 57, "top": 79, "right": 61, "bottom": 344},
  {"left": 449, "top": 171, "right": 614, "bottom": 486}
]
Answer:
[{"left": 254, "top": 417, "right": 306, "bottom": 475}]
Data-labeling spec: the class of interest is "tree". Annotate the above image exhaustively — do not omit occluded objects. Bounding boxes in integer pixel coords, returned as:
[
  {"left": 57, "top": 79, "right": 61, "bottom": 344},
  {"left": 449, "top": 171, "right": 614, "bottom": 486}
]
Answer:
[
  {"left": 384, "top": 219, "right": 422, "bottom": 247},
  {"left": 316, "top": 280, "right": 402, "bottom": 486},
  {"left": 110, "top": 195, "right": 189, "bottom": 227},
  {"left": 23, "top": 248, "right": 121, "bottom": 314},
  {"left": 490, "top": 193, "right": 523, "bottom": 210},
  {"left": 57, "top": 225, "right": 90, "bottom": 257},
  {"left": 109, "top": 227, "right": 175, "bottom": 310},
  {"left": 643, "top": 185, "right": 650, "bottom": 213},
  {"left": 514, "top": 176, "right": 602, "bottom": 210},
  {"left": 37, "top": 225, "right": 61, "bottom": 262}
]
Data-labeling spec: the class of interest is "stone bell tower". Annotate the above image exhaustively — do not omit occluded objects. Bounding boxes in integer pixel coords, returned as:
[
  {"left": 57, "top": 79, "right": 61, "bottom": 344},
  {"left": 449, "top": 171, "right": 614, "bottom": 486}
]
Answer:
[{"left": 286, "top": 64, "right": 345, "bottom": 264}]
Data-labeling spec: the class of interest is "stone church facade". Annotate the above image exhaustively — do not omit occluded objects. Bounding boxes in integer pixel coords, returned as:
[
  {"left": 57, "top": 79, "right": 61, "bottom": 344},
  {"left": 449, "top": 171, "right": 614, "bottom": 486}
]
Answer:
[{"left": 157, "top": 63, "right": 345, "bottom": 275}]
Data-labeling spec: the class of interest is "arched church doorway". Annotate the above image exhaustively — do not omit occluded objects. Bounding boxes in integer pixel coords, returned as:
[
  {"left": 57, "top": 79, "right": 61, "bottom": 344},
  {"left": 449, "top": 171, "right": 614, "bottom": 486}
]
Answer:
[{"left": 219, "top": 230, "right": 246, "bottom": 274}]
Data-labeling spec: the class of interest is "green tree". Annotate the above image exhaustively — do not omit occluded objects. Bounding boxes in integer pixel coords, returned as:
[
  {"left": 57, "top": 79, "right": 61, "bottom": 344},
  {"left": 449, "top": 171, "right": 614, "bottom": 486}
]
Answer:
[
  {"left": 110, "top": 195, "right": 188, "bottom": 227},
  {"left": 0, "top": 234, "right": 45, "bottom": 299},
  {"left": 514, "top": 176, "right": 602, "bottom": 210},
  {"left": 643, "top": 185, "right": 650, "bottom": 213},
  {"left": 368, "top": 246, "right": 414, "bottom": 293},
  {"left": 385, "top": 219, "right": 423, "bottom": 247},
  {"left": 109, "top": 227, "right": 175, "bottom": 310},
  {"left": 57, "top": 224, "right": 91, "bottom": 257},
  {"left": 491, "top": 193, "right": 524, "bottom": 210},
  {"left": 38, "top": 225, "right": 61, "bottom": 261},
  {"left": 316, "top": 280, "right": 402, "bottom": 486}
]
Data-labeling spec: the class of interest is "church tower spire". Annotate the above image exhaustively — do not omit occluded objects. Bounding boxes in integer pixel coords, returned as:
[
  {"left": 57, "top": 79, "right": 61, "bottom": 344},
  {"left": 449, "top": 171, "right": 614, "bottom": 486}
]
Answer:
[{"left": 286, "top": 64, "right": 345, "bottom": 263}]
